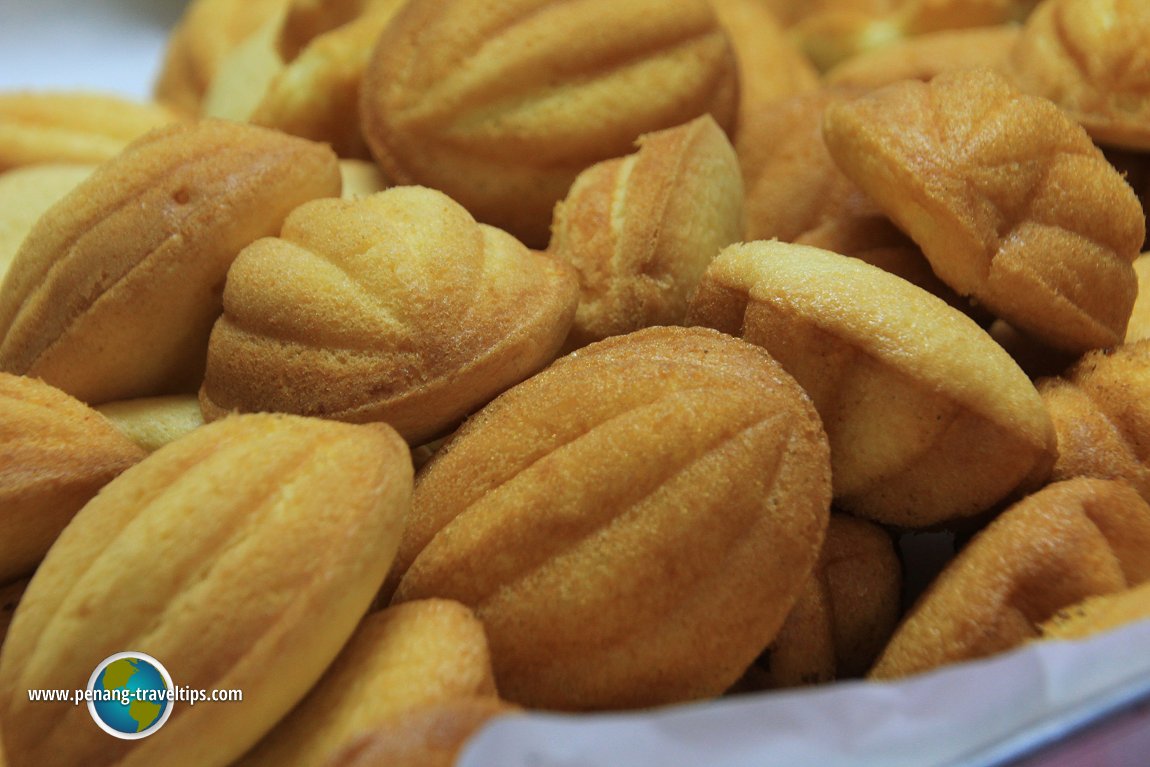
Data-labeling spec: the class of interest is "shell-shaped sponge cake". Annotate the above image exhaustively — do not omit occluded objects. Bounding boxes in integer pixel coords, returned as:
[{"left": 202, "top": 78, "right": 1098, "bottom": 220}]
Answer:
[
  {"left": 708, "top": 0, "right": 819, "bottom": 121},
  {"left": 687, "top": 240, "right": 1056, "bottom": 528},
  {"left": 391, "top": 326, "right": 831, "bottom": 710},
  {"left": 549, "top": 115, "right": 744, "bottom": 349},
  {"left": 0, "top": 92, "right": 179, "bottom": 172},
  {"left": 0, "top": 373, "right": 146, "bottom": 583},
  {"left": 1127, "top": 253, "right": 1150, "bottom": 342},
  {"left": 748, "top": 513, "right": 902, "bottom": 689},
  {"left": 737, "top": 87, "right": 878, "bottom": 245},
  {"left": 789, "top": 0, "right": 1036, "bottom": 72},
  {"left": 323, "top": 698, "right": 518, "bottom": 767},
  {"left": 1038, "top": 340, "right": 1150, "bottom": 502},
  {"left": 0, "top": 163, "right": 94, "bottom": 283},
  {"left": 0, "top": 413, "right": 413, "bottom": 767},
  {"left": 870, "top": 478, "right": 1150, "bottom": 679},
  {"left": 202, "top": 0, "right": 408, "bottom": 158},
  {"left": 200, "top": 186, "right": 579, "bottom": 445},
  {"left": 358, "top": 0, "right": 739, "bottom": 248},
  {"left": 237, "top": 599, "right": 496, "bottom": 767},
  {"left": 0, "top": 119, "right": 341, "bottom": 405},
  {"left": 254, "top": 0, "right": 409, "bottom": 158},
  {"left": 154, "top": 0, "right": 293, "bottom": 113},
  {"left": 823, "top": 67, "right": 1145, "bottom": 354},
  {"left": 95, "top": 395, "right": 205, "bottom": 453},
  {"left": 1039, "top": 580, "right": 1150, "bottom": 641},
  {"left": 824, "top": 25, "right": 1020, "bottom": 91},
  {"left": 1008, "top": 0, "right": 1150, "bottom": 151}
]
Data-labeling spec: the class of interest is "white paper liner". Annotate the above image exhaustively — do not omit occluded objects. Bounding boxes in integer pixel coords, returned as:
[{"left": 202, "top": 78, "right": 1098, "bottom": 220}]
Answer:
[{"left": 459, "top": 617, "right": 1150, "bottom": 767}]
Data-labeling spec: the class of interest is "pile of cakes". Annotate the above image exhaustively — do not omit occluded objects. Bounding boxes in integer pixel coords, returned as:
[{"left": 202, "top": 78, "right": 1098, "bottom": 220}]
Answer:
[{"left": 0, "top": 1, "right": 1148, "bottom": 765}]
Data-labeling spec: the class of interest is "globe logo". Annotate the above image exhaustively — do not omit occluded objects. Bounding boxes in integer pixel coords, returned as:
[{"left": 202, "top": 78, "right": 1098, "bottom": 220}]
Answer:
[{"left": 86, "top": 652, "right": 174, "bottom": 739}]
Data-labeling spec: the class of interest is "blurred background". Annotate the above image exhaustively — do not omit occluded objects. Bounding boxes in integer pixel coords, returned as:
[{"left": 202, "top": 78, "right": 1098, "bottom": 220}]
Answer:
[{"left": 0, "top": 0, "right": 188, "bottom": 99}]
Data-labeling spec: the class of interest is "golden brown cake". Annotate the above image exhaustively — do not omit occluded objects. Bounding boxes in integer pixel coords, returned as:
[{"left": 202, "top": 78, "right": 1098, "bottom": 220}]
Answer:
[
  {"left": 205, "top": 0, "right": 367, "bottom": 120},
  {"left": 321, "top": 698, "right": 519, "bottom": 767},
  {"left": 898, "top": 0, "right": 1037, "bottom": 34},
  {"left": 789, "top": 6, "right": 904, "bottom": 71},
  {"left": 737, "top": 87, "right": 880, "bottom": 244},
  {"left": 823, "top": 67, "right": 1146, "bottom": 354},
  {"left": 200, "top": 186, "right": 579, "bottom": 445},
  {"left": 154, "top": 0, "right": 293, "bottom": 114},
  {"left": 237, "top": 599, "right": 496, "bottom": 767},
  {"left": 549, "top": 116, "right": 744, "bottom": 349},
  {"left": 709, "top": 0, "right": 820, "bottom": 123},
  {"left": 0, "top": 413, "right": 412, "bottom": 767},
  {"left": 794, "top": 215, "right": 983, "bottom": 319},
  {"left": 1038, "top": 341, "right": 1150, "bottom": 502},
  {"left": 688, "top": 241, "right": 1056, "bottom": 528},
  {"left": 870, "top": 478, "right": 1150, "bottom": 679},
  {"left": 790, "top": 3, "right": 1019, "bottom": 71},
  {"left": 0, "top": 163, "right": 93, "bottom": 283},
  {"left": 391, "top": 326, "right": 832, "bottom": 710},
  {"left": 252, "top": 0, "right": 407, "bottom": 158},
  {"left": 199, "top": 8, "right": 287, "bottom": 122},
  {"left": 748, "top": 513, "right": 902, "bottom": 689},
  {"left": 0, "top": 119, "right": 341, "bottom": 405},
  {"left": 739, "top": 90, "right": 981, "bottom": 318},
  {"left": 0, "top": 92, "right": 179, "bottom": 171},
  {"left": 763, "top": 0, "right": 898, "bottom": 28},
  {"left": 338, "top": 158, "right": 389, "bottom": 199},
  {"left": 10, "top": 0, "right": 1150, "bottom": 742},
  {"left": 205, "top": 0, "right": 406, "bottom": 158},
  {"left": 95, "top": 395, "right": 205, "bottom": 453},
  {"left": 825, "top": 24, "right": 1020, "bottom": 90},
  {"left": 793, "top": 0, "right": 1036, "bottom": 71},
  {"left": 739, "top": 577, "right": 836, "bottom": 691},
  {"left": 0, "top": 373, "right": 145, "bottom": 583},
  {"left": 1039, "top": 580, "right": 1150, "bottom": 640},
  {"left": 1008, "top": 0, "right": 1150, "bottom": 150},
  {"left": 275, "top": 0, "right": 370, "bottom": 48},
  {"left": 358, "top": 0, "right": 739, "bottom": 248},
  {"left": 1126, "top": 253, "right": 1150, "bottom": 342}
]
